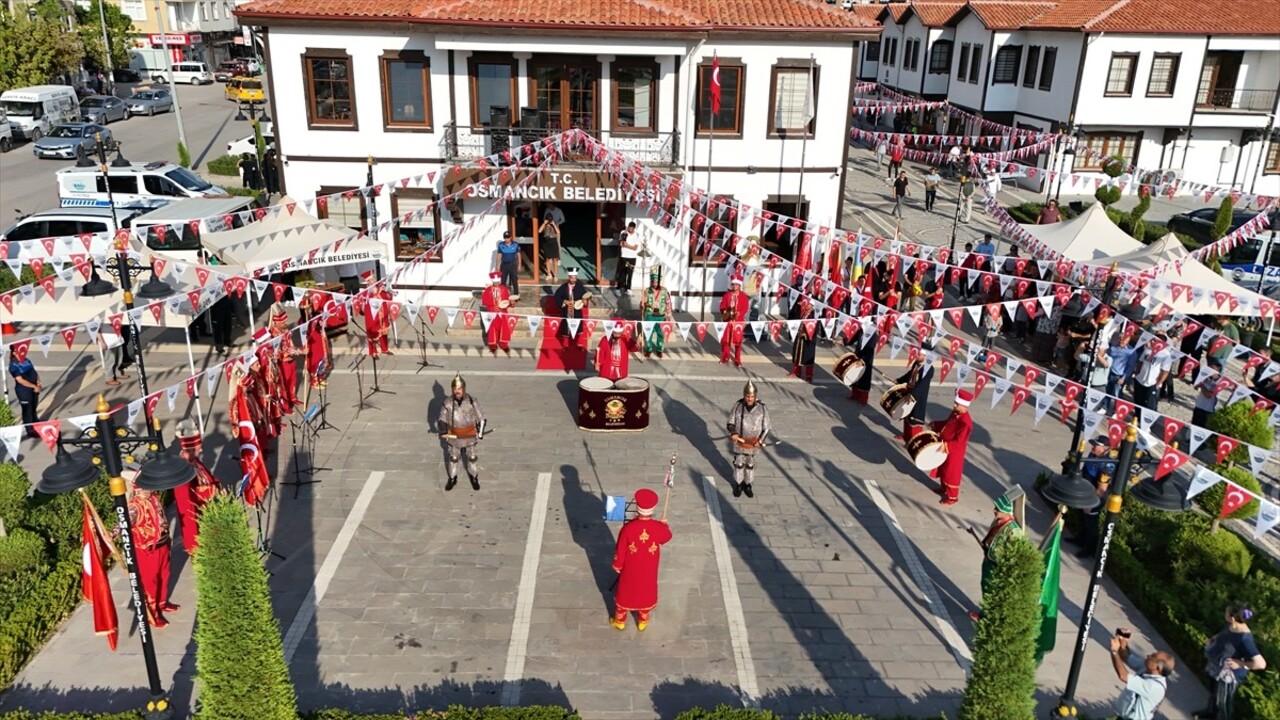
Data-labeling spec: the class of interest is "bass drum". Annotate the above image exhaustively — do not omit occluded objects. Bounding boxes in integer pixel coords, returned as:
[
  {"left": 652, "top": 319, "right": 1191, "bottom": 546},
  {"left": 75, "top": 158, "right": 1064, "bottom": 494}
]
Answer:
[
  {"left": 906, "top": 430, "right": 948, "bottom": 472},
  {"left": 879, "top": 383, "right": 916, "bottom": 421},
  {"left": 832, "top": 353, "right": 866, "bottom": 388}
]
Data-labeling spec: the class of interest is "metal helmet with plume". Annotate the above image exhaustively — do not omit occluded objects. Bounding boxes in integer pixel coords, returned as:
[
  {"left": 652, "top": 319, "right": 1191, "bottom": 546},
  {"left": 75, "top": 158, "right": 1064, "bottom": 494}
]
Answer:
[
  {"left": 743, "top": 379, "right": 758, "bottom": 398},
  {"left": 451, "top": 373, "right": 466, "bottom": 391}
]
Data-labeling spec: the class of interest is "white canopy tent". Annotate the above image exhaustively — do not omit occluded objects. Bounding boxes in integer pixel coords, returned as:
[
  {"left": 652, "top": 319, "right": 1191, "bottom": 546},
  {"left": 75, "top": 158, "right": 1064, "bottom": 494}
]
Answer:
[
  {"left": 1018, "top": 202, "right": 1146, "bottom": 261},
  {"left": 200, "top": 204, "right": 386, "bottom": 275},
  {"left": 1105, "top": 234, "right": 1268, "bottom": 318}
]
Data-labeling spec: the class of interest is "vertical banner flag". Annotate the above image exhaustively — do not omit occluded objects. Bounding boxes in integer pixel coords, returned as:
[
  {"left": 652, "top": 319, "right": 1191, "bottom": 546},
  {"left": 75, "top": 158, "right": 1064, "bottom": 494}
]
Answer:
[
  {"left": 1036, "top": 518, "right": 1063, "bottom": 664},
  {"left": 710, "top": 55, "right": 722, "bottom": 116},
  {"left": 81, "top": 495, "right": 119, "bottom": 651}
]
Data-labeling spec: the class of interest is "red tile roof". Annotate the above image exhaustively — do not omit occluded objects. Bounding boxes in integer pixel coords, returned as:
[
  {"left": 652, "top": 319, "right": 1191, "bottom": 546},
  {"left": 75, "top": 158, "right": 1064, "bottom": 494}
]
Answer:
[
  {"left": 882, "top": 3, "right": 911, "bottom": 21},
  {"left": 236, "top": 0, "right": 882, "bottom": 33},
  {"left": 961, "top": 2, "right": 1056, "bottom": 29},
  {"left": 1021, "top": 0, "right": 1117, "bottom": 29},
  {"left": 849, "top": 4, "right": 885, "bottom": 23},
  {"left": 904, "top": 2, "right": 966, "bottom": 25},
  {"left": 1082, "top": 0, "right": 1280, "bottom": 35}
]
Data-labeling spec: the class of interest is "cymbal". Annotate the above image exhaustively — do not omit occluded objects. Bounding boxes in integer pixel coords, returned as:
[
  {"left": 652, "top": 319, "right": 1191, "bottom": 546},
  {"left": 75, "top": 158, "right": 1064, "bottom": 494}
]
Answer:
[{"left": 637, "top": 248, "right": 653, "bottom": 258}]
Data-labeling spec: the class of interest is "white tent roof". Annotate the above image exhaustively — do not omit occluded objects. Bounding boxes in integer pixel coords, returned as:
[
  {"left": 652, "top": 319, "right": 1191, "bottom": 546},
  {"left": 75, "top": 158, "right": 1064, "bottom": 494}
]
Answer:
[
  {"left": 1106, "top": 234, "right": 1267, "bottom": 317},
  {"left": 1, "top": 265, "right": 216, "bottom": 329},
  {"left": 1019, "top": 202, "right": 1144, "bottom": 261},
  {"left": 201, "top": 203, "right": 385, "bottom": 273}
]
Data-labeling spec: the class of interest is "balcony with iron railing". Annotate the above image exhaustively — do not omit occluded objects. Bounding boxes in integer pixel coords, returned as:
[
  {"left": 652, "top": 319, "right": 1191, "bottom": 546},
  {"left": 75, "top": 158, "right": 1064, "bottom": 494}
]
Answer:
[
  {"left": 1195, "top": 87, "right": 1278, "bottom": 113},
  {"left": 442, "top": 123, "right": 680, "bottom": 167}
]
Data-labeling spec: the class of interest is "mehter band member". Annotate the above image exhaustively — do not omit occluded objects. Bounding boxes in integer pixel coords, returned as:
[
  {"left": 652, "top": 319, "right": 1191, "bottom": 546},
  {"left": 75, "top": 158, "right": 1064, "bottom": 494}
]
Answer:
[
  {"left": 610, "top": 487, "right": 672, "bottom": 632},
  {"left": 930, "top": 390, "right": 974, "bottom": 506},
  {"left": 726, "top": 380, "right": 771, "bottom": 498},
  {"left": 362, "top": 273, "right": 391, "bottom": 358},
  {"left": 595, "top": 321, "right": 639, "bottom": 382},
  {"left": 482, "top": 271, "right": 513, "bottom": 355},
  {"left": 968, "top": 495, "right": 1022, "bottom": 621},
  {"left": 269, "top": 303, "right": 302, "bottom": 411},
  {"left": 719, "top": 274, "right": 749, "bottom": 367},
  {"left": 788, "top": 295, "right": 823, "bottom": 383},
  {"left": 896, "top": 340, "right": 935, "bottom": 440},
  {"left": 125, "top": 470, "right": 177, "bottom": 628},
  {"left": 437, "top": 373, "right": 486, "bottom": 491},
  {"left": 640, "top": 268, "right": 672, "bottom": 358},
  {"left": 303, "top": 299, "right": 331, "bottom": 391},
  {"left": 846, "top": 320, "right": 878, "bottom": 405},
  {"left": 554, "top": 268, "right": 589, "bottom": 349},
  {"left": 173, "top": 420, "right": 220, "bottom": 553}
]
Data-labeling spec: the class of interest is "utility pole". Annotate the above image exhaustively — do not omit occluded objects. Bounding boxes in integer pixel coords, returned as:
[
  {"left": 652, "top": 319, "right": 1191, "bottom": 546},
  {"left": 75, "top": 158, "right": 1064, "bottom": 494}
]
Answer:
[
  {"left": 152, "top": 0, "right": 189, "bottom": 156},
  {"left": 97, "top": 0, "right": 116, "bottom": 95}
]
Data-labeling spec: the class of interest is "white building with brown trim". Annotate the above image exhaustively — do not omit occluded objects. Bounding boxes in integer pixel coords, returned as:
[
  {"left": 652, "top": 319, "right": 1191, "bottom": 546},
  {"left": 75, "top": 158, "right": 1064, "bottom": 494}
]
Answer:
[{"left": 234, "top": 0, "right": 879, "bottom": 307}]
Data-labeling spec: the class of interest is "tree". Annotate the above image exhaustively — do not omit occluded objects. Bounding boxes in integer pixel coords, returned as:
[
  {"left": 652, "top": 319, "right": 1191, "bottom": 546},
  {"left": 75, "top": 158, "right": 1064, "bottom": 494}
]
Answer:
[
  {"left": 194, "top": 496, "right": 297, "bottom": 719},
  {"left": 0, "top": 3, "right": 85, "bottom": 89},
  {"left": 959, "top": 533, "right": 1044, "bottom": 720},
  {"left": 1211, "top": 196, "right": 1235, "bottom": 241},
  {"left": 75, "top": 0, "right": 136, "bottom": 73}
]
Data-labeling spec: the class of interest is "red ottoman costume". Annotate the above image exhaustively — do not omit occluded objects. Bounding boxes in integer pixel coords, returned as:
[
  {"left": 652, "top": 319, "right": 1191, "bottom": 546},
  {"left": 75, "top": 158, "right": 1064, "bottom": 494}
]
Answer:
[
  {"left": 269, "top": 304, "right": 301, "bottom": 411},
  {"left": 930, "top": 390, "right": 975, "bottom": 505},
  {"left": 719, "top": 275, "right": 750, "bottom": 367},
  {"left": 361, "top": 274, "right": 390, "bottom": 358},
  {"left": 172, "top": 420, "right": 220, "bottom": 553},
  {"left": 595, "top": 322, "right": 639, "bottom": 382},
  {"left": 126, "top": 476, "right": 175, "bottom": 627},
  {"left": 611, "top": 488, "right": 672, "bottom": 631},
  {"left": 305, "top": 302, "right": 332, "bottom": 390},
  {"left": 482, "top": 271, "right": 513, "bottom": 353}
]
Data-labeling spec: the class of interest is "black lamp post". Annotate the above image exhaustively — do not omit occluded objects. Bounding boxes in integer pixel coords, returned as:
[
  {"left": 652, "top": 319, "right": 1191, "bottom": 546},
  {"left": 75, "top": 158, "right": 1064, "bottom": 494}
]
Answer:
[
  {"left": 1050, "top": 420, "right": 1188, "bottom": 718},
  {"left": 37, "top": 395, "right": 194, "bottom": 720},
  {"left": 235, "top": 102, "right": 272, "bottom": 198},
  {"left": 948, "top": 173, "right": 965, "bottom": 254}
]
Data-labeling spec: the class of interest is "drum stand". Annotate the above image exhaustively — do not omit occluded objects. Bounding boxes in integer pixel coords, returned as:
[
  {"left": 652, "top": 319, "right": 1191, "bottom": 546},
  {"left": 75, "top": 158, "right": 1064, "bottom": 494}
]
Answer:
[
  {"left": 312, "top": 384, "right": 338, "bottom": 435},
  {"left": 283, "top": 412, "right": 328, "bottom": 498},
  {"left": 370, "top": 354, "right": 394, "bottom": 397},
  {"left": 254, "top": 485, "right": 287, "bottom": 565}
]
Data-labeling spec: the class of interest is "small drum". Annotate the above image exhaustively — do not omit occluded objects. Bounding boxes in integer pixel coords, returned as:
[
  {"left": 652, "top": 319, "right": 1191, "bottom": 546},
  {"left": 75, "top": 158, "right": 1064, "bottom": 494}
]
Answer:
[
  {"left": 832, "top": 353, "right": 866, "bottom": 388},
  {"left": 906, "top": 429, "right": 948, "bottom": 472},
  {"left": 579, "top": 376, "right": 614, "bottom": 392},
  {"left": 573, "top": 292, "right": 594, "bottom": 310},
  {"left": 743, "top": 271, "right": 762, "bottom": 296},
  {"left": 498, "top": 299, "right": 511, "bottom": 309},
  {"left": 880, "top": 383, "right": 916, "bottom": 421}
]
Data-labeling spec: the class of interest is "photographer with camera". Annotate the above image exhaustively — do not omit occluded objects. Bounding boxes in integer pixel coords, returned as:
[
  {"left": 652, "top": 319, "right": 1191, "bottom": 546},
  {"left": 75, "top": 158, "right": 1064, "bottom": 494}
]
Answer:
[{"left": 1109, "top": 627, "right": 1175, "bottom": 720}]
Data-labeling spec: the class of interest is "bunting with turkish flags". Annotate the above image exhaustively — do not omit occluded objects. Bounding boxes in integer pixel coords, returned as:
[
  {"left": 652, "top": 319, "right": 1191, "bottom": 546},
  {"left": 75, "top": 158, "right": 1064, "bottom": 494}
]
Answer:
[{"left": 81, "top": 494, "right": 119, "bottom": 651}]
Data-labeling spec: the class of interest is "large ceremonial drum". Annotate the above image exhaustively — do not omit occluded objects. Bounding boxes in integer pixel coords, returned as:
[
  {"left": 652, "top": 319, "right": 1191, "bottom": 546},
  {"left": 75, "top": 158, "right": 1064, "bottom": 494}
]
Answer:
[
  {"left": 833, "top": 353, "right": 866, "bottom": 388},
  {"left": 880, "top": 383, "right": 916, "bottom": 421},
  {"left": 906, "top": 430, "right": 948, "bottom": 471},
  {"left": 577, "top": 376, "right": 650, "bottom": 432}
]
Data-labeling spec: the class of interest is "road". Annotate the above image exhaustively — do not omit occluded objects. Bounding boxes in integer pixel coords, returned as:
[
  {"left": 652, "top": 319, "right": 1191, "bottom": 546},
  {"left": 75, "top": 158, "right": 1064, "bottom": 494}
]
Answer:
[{"left": 0, "top": 82, "right": 261, "bottom": 230}]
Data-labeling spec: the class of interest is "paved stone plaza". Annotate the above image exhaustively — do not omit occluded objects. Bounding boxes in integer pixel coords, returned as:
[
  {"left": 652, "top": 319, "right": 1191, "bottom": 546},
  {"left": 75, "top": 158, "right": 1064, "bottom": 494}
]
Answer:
[{"left": 0, "top": 145, "right": 1234, "bottom": 718}]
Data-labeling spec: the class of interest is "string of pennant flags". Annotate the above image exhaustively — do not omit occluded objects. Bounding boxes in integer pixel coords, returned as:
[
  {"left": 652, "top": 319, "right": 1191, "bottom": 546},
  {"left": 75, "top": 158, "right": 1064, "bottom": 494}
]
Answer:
[
  {"left": 855, "top": 83, "right": 1279, "bottom": 211},
  {"left": 851, "top": 128, "right": 1059, "bottom": 148},
  {"left": 851, "top": 127, "right": 1060, "bottom": 166}
]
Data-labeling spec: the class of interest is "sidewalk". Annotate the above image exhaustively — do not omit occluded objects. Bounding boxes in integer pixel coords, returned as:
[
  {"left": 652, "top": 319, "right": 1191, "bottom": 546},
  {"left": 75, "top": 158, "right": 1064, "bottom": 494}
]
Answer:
[{"left": 1, "top": 324, "right": 1207, "bottom": 718}]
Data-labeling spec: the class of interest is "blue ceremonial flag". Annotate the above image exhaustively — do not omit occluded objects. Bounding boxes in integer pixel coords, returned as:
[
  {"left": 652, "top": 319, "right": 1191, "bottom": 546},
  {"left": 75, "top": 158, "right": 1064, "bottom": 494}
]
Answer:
[{"left": 604, "top": 495, "right": 627, "bottom": 522}]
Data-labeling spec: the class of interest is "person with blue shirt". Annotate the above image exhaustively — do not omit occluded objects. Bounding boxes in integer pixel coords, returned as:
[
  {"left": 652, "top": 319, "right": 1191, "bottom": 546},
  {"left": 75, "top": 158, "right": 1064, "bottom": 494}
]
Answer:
[
  {"left": 1196, "top": 604, "right": 1268, "bottom": 720},
  {"left": 495, "top": 230, "right": 522, "bottom": 299},
  {"left": 974, "top": 233, "right": 996, "bottom": 257},
  {"left": 1104, "top": 332, "right": 1139, "bottom": 413},
  {"left": 8, "top": 347, "right": 41, "bottom": 438},
  {"left": 1072, "top": 436, "right": 1116, "bottom": 558}
]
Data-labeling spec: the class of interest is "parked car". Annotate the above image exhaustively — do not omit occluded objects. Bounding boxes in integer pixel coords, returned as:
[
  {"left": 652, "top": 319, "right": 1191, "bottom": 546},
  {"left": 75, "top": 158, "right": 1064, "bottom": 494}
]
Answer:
[
  {"left": 126, "top": 89, "right": 174, "bottom": 116},
  {"left": 112, "top": 67, "right": 142, "bottom": 83},
  {"left": 1165, "top": 207, "right": 1257, "bottom": 246},
  {"left": 79, "top": 95, "right": 129, "bottom": 124},
  {"left": 155, "top": 62, "right": 213, "bottom": 85},
  {"left": 214, "top": 60, "right": 254, "bottom": 82},
  {"left": 224, "top": 77, "right": 265, "bottom": 104},
  {"left": 226, "top": 122, "right": 274, "bottom": 155},
  {"left": 31, "top": 122, "right": 111, "bottom": 159}
]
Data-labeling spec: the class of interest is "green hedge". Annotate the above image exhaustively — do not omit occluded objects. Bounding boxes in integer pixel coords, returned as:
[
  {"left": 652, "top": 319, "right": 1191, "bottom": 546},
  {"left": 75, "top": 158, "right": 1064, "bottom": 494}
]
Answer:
[
  {"left": 0, "top": 714, "right": 145, "bottom": 720},
  {"left": 1206, "top": 401, "right": 1274, "bottom": 467},
  {"left": 206, "top": 154, "right": 239, "bottom": 176},
  {"left": 194, "top": 496, "right": 297, "bottom": 720},
  {"left": 0, "top": 709, "right": 945, "bottom": 720},
  {"left": 1109, "top": 503, "right": 1279, "bottom": 720}
]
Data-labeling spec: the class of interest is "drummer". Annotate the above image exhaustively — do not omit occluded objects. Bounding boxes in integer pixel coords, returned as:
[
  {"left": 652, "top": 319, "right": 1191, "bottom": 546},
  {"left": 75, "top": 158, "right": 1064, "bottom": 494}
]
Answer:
[
  {"left": 788, "top": 295, "right": 821, "bottom": 383},
  {"left": 895, "top": 339, "right": 935, "bottom": 441},
  {"left": 930, "top": 390, "right": 974, "bottom": 506},
  {"left": 481, "top": 271, "right": 513, "bottom": 355},
  {"left": 845, "top": 319, "right": 878, "bottom": 406},
  {"left": 554, "top": 268, "right": 590, "bottom": 348},
  {"left": 595, "top": 320, "right": 640, "bottom": 382}
]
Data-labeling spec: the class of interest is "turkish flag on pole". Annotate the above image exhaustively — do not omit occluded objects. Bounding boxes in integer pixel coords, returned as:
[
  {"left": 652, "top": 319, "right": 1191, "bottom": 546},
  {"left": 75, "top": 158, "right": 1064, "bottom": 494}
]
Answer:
[
  {"left": 81, "top": 496, "right": 118, "bottom": 651},
  {"left": 710, "top": 55, "right": 722, "bottom": 115}
]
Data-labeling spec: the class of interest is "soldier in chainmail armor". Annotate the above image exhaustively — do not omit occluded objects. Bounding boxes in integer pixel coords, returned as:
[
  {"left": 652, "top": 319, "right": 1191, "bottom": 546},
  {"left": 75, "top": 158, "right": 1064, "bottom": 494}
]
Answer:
[
  {"left": 726, "top": 380, "right": 772, "bottom": 498},
  {"left": 437, "top": 373, "right": 486, "bottom": 491}
]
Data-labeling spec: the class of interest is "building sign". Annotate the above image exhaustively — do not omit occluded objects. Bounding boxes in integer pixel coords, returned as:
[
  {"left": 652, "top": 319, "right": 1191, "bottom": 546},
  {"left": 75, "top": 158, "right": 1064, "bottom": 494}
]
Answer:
[
  {"left": 149, "top": 33, "right": 202, "bottom": 46},
  {"left": 444, "top": 168, "right": 662, "bottom": 205}
]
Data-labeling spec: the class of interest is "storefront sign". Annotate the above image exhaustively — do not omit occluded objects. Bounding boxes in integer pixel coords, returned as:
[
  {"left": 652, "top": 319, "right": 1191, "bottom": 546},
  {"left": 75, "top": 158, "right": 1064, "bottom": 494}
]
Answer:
[
  {"left": 149, "top": 33, "right": 202, "bottom": 46},
  {"left": 445, "top": 168, "right": 660, "bottom": 205}
]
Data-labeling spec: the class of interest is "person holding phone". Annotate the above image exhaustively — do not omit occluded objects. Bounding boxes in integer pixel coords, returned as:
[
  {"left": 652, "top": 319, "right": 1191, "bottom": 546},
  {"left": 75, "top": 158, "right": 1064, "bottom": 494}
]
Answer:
[
  {"left": 1109, "top": 628, "right": 1175, "bottom": 720},
  {"left": 1197, "top": 604, "right": 1267, "bottom": 719}
]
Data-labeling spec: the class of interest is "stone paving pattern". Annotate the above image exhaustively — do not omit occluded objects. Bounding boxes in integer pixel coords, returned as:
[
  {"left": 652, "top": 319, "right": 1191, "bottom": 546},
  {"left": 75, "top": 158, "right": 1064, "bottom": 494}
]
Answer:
[{"left": 0, "top": 144, "right": 1227, "bottom": 719}]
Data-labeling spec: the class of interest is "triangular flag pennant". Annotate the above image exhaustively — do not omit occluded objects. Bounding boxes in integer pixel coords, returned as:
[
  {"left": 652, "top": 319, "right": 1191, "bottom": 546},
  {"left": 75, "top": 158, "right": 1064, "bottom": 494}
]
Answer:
[
  {"left": 566, "top": 318, "right": 581, "bottom": 338},
  {"left": 125, "top": 399, "right": 143, "bottom": 428},
  {"left": 1255, "top": 501, "right": 1280, "bottom": 538},
  {"left": 1215, "top": 436, "right": 1240, "bottom": 465},
  {"left": 990, "top": 379, "right": 1011, "bottom": 409},
  {"left": 526, "top": 315, "right": 542, "bottom": 336},
  {"left": 1248, "top": 445, "right": 1268, "bottom": 477},
  {"left": 1186, "top": 467, "right": 1221, "bottom": 500},
  {"left": 1010, "top": 387, "right": 1030, "bottom": 415},
  {"left": 1034, "top": 393, "right": 1053, "bottom": 425},
  {"left": 444, "top": 308, "right": 458, "bottom": 327},
  {"left": 1189, "top": 426, "right": 1211, "bottom": 455},
  {"left": 33, "top": 420, "right": 61, "bottom": 454},
  {"left": 1218, "top": 483, "right": 1253, "bottom": 519},
  {"left": 1154, "top": 447, "right": 1190, "bottom": 481},
  {"left": 0, "top": 426, "right": 21, "bottom": 460}
]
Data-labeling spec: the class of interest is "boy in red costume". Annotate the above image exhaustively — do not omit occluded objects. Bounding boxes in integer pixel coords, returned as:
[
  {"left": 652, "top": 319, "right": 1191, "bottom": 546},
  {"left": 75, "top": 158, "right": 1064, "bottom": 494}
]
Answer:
[{"left": 611, "top": 488, "right": 672, "bottom": 631}]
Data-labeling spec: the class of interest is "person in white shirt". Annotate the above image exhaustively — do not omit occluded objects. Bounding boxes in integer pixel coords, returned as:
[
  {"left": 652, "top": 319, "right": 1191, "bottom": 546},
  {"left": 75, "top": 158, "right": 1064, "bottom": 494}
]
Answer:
[
  {"left": 97, "top": 327, "right": 126, "bottom": 386},
  {"left": 1109, "top": 632, "right": 1174, "bottom": 720},
  {"left": 543, "top": 203, "right": 566, "bottom": 227},
  {"left": 616, "top": 221, "right": 639, "bottom": 295},
  {"left": 1132, "top": 328, "right": 1174, "bottom": 415}
]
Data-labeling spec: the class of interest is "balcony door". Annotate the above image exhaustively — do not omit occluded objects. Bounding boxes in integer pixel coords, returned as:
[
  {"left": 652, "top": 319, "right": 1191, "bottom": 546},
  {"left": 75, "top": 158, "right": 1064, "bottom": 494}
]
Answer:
[
  {"left": 529, "top": 60, "right": 600, "bottom": 133},
  {"left": 1197, "top": 52, "right": 1242, "bottom": 108}
]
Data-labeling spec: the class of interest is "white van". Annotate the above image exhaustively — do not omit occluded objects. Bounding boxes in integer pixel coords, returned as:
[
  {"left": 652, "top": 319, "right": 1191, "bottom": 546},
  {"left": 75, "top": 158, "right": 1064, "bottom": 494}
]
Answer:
[
  {"left": 57, "top": 161, "right": 230, "bottom": 208},
  {"left": 130, "top": 197, "right": 258, "bottom": 263},
  {"left": 0, "top": 110, "right": 12, "bottom": 152},
  {"left": 1, "top": 207, "right": 150, "bottom": 254},
  {"left": 0, "top": 85, "right": 79, "bottom": 141},
  {"left": 159, "top": 62, "right": 213, "bottom": 85}
]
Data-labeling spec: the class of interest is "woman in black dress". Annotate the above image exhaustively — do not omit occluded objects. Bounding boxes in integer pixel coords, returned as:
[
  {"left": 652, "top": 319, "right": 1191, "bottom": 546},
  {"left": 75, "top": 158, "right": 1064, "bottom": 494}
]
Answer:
[{"left": 540, "top": 213, "right": 561, "bottom": 282}]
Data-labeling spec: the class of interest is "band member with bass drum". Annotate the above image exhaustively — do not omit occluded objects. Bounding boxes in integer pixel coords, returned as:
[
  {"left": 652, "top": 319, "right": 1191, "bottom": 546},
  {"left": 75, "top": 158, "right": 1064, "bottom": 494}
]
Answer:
[
  {"left": 553, "top": 268, "right": 591, "bottom": 350},
  {"left": 726, "top": 380, "right": 771, "bottom": 498},
  {"left": 895, "top": 339, "right": 935, "bottom": 441},
  {"left": 437, "top": 373, "right": 486, "bottom": 491},
  {"left": 930, "top": 390, "right": 974, "bottom": 506}
]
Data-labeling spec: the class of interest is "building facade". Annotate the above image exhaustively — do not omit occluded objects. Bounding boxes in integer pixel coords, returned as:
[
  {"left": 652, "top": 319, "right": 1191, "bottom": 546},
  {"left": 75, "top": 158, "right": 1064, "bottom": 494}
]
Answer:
[
  {"left": 236, "top": 0, "right": 878, "bottom": 307},
  {"left": 860, "top": 0, "right": 1280, "bottom": 197},
  {"left": 111, "top": 0, "right": 250, "bottom": 66}
]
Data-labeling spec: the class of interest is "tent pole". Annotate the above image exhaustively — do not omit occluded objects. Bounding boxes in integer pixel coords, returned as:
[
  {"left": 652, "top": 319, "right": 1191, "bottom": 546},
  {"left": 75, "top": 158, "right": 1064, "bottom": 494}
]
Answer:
[
  {"left": 183, "top": 328, "right": 205, "bottom": 430},
  {"left": 246, "top": 283, "right": 257, "bottom": 338},
  {"left": 1269, "top": 315, "right": 1275, "bottom": 347},
  {"left": 0, "top": 319, "right": 8, "bottom": 400}
]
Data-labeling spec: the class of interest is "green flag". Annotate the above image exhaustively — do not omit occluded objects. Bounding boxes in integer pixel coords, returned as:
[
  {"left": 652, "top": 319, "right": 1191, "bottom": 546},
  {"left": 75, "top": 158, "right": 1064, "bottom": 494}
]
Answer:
[{"left": 1035, "top": 519, "right": 1063, "bottom": 664}]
